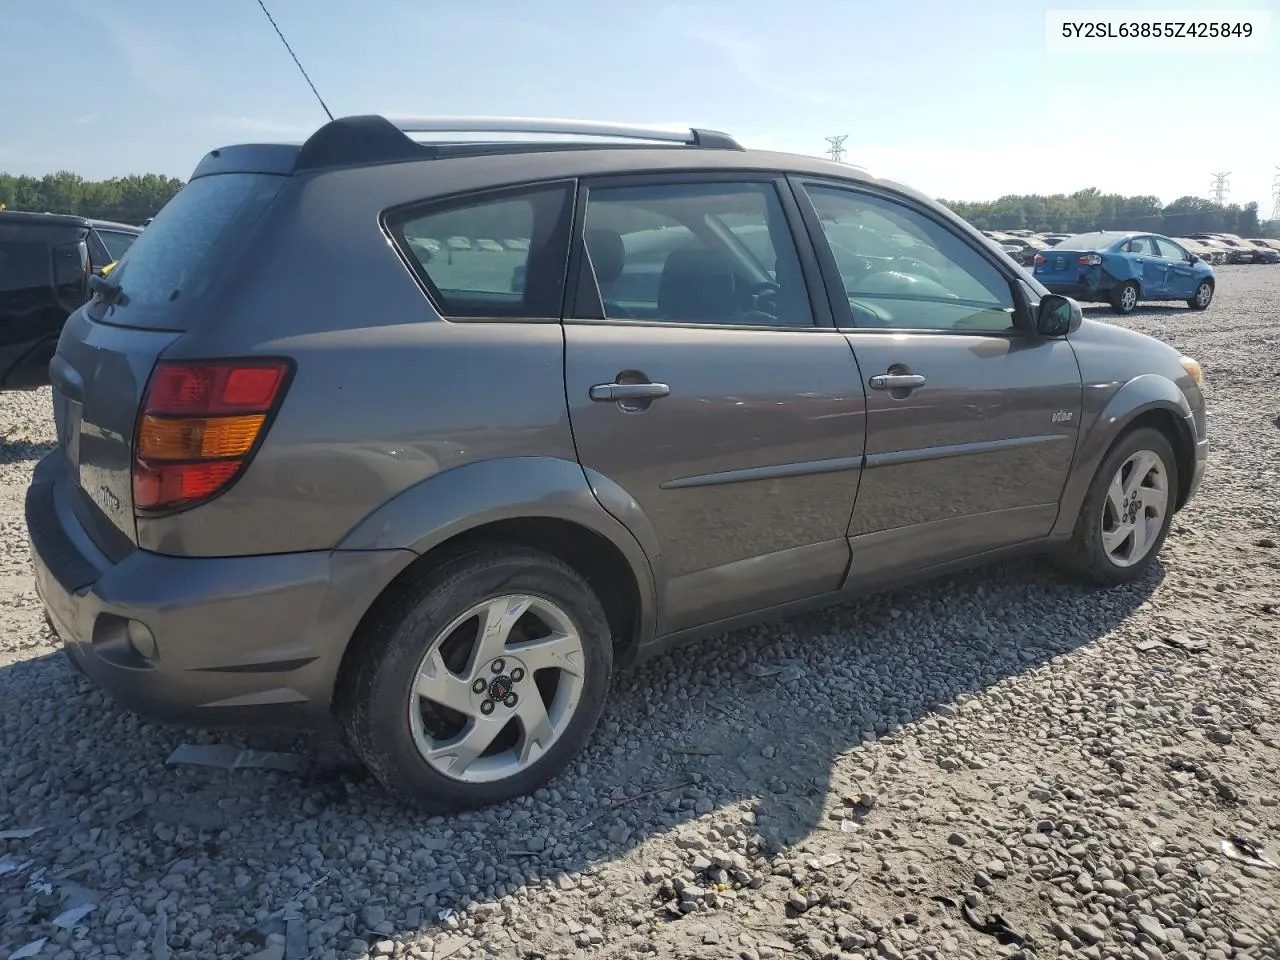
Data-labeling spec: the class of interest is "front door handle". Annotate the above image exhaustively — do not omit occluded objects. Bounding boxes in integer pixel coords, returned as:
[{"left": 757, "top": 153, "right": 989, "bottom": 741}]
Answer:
[
  {"left": 869, "top": 373, "right": 926, "bottom": 390},
  {"left": 589, "top": 382, "right": 670, "bottom": 402}
]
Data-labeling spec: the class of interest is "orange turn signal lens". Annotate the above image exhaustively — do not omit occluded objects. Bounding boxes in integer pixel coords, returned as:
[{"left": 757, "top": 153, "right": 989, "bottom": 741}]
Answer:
[{"left": 137, "top": 414, "right": 266, "bottom": 461}]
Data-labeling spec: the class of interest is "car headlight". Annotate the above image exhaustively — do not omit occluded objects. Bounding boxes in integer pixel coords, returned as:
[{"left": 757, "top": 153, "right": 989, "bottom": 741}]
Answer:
[{"left": 1180, "top": 355, "right": 1203, "bottom": 385}]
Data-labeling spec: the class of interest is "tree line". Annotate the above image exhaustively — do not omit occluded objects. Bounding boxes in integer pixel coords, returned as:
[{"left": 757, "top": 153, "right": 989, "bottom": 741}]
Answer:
[
  {"left": 938, "top": 187, "right": 1275, "bottom": 238},
  {"left": 4, "top": 171, "right": 1278, "bottom": 239},
  {"left": 0, "top": 171, "right": 184, "bottom": 226}
]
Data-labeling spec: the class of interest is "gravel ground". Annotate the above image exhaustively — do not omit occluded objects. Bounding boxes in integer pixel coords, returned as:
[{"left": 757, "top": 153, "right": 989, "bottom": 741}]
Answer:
[{"left": 1, "top": 266, "right": 1278, "bottom": 960}]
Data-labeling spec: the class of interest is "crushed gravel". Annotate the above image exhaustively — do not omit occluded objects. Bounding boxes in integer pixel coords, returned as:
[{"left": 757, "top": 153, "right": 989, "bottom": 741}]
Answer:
[{"left": 2, "top": 266, "right": 1278, "bottom": 960}]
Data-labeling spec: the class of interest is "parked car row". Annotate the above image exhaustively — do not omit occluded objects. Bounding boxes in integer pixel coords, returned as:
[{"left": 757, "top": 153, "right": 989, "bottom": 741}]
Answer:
[
  {"left": 983, "top": 227, "right": 1280, "bottom": 267},
  {"left": 1182, "top": 232, "right": 1280, "bottom": 264}
]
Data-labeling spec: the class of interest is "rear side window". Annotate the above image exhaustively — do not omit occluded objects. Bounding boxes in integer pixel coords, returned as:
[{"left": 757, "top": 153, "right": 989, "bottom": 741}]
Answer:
[
  {"left": 97, "top": 230, "right": 138, "bottom": 261},
  {"left": 100, "top": 172, "right": 284, "bottom": 326},
  {"left": 386, "top": 182, "right": 574, "bottom": 319}
]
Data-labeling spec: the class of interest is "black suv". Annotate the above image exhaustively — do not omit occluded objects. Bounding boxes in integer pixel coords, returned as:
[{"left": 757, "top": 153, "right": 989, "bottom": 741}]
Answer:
[{"left": 0, "top": 211, "right": 141, "bottom": 389}]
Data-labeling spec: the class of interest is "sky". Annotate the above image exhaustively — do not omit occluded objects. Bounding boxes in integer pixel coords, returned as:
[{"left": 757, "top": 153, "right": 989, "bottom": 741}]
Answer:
[{"left": 2, "top": 0, "right": 1276, "bottom": 209}]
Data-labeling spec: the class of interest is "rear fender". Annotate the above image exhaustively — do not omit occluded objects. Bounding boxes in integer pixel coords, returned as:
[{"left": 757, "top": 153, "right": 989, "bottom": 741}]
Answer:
[
  {"left": 1052, "top": 374, "right": 1193, "bottom": 537},
  {"left": 338, "top": 456, "right": 658, "bottom": 642},
  {"left": 1102, "top": 253, "right": 1141, "bottom": 283}
]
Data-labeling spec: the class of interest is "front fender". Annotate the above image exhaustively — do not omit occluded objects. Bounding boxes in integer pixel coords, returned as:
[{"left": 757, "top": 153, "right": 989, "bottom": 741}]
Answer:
[
  {"left": 337, "top": 456, "right": 658, "bottom": 642},
  {"left": 1051, "top": 374, "right": 1194, "bottom": 537}
]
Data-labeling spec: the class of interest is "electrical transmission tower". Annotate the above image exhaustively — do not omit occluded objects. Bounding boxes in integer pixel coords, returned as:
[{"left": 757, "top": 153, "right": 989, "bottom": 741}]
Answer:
[
  {"left": 1208, "top": 171, "right": 1231, "bottom": 205},
  {"left": 1271, "top": 166, "right": 1280, "bottom": 222},
  {"left": 825, "top": 135, "right": 848, "bottom": 164}
]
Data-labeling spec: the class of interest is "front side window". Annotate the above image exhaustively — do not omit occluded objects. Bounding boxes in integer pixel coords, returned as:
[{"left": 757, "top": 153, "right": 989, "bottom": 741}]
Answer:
[
  {"left": 576, "top": 180, "right": 814, "bottom": 327},
  {"left": 1154, "top": 237, "right": 1186, "bottom": 260},
  {"left": 391, "top": 182, "right": 572, "bottom": 319},
  {"left": 803, "top": 185, "right": 1016, "bottom": 332}
]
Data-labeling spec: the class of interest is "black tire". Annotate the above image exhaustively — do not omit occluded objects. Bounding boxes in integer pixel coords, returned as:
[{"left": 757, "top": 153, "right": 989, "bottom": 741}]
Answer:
[
  {"left": 1186, "top": 279, "right": 1214, "bottom": 310},
  {"left": 339, "top": 544, "right": 614, "bottom": 812},
  {"left": 1110, "top": 280, "right": 1140, "bottom": 315},
  {"left": 1051, "top": 427, "right": 1179, "bottom": 586}
]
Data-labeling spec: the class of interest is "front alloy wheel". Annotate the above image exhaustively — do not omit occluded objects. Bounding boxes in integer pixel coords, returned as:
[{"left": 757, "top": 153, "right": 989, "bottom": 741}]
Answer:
[
  {"left": 1099, "top": 450, "right": 1169, "bottom": 568},
  {"left": 1188, "top": 280, "right": 1213, "bottom": 310},
  {"left": 1051, "top": 426, "right": 1178, "bottom": 585}
]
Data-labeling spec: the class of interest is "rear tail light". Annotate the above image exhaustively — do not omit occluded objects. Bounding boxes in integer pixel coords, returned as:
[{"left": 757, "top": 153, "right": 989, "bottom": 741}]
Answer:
[
  {"left": 1033, "top": 253, "right": 1046, "bottom": 265},
  {"left": 1077, "top": 254, "right": 1102, "bottom": 266},
  {"left": 132, "top": 359, "right": 292, "bottom": 512}
]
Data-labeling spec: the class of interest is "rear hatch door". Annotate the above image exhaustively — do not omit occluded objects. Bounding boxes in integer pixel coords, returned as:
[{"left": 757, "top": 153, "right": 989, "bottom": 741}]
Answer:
[{"left": 48, "top": 172, "right": 286, "bottom": 559}]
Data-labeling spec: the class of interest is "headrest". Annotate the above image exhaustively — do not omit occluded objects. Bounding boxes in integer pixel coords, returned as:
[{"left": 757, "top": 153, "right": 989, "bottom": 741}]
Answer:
[{"left": 657, "top": 247, "right": 736, "bottom": 321}]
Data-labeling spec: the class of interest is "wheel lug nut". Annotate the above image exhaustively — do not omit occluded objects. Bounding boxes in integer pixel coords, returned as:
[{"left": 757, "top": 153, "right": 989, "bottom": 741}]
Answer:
[
  {"left": 504, "top": 693, "right": 519, "bottom": 708},
  {"left": 510, "top": 667, "right": 525, "bottom": 683},
  {"left": 492, "top": 659, "right": 505, "bottom": 674},
  {"left": 480, "top": 699, "right": 495, "bottom": 716},
  {"left": 472, "top": 678, "right": 487, "bottom": 694}
]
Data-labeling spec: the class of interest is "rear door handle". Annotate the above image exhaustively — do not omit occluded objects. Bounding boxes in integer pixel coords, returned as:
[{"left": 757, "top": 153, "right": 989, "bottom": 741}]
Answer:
[
  {"left": 869, "top": 373, "right": 926, "bottom": 390},
  {"left": 590, "top": 382, "right": 671, "bottom": 402}
]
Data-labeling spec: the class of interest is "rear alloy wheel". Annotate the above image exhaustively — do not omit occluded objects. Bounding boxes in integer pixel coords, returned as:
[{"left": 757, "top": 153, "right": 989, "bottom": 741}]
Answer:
[
  {"left": 1187, "top": 280, "right": 1213, "bottom": 310},
  {"left": 1052, "top": 427, "right": 1178, "bottom": 586},
  {"left": 1110, "top": 280, "right": 1140, "bottom": 315},
  {"left": 341, "top": 545, "right": 613, "bottom": 812}
]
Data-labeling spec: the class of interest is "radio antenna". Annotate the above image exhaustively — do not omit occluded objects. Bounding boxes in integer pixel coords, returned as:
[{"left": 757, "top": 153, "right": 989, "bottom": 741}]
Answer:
[{"left": 255, "top": 0, "right": 334, "bottom": 121}]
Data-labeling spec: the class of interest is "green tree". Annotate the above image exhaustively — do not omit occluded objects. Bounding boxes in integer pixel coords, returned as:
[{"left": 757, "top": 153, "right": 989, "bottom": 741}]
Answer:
[
  {"left": 936, "top": 189, "right": 1263, "bottom": 238},
  {"left": 0, "top": 170, "right": 184, "bottom": 223}
]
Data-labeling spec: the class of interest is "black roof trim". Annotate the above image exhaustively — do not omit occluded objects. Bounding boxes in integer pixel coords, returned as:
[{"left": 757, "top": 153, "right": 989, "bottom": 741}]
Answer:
[
  {"left": 0, "top": 210, "right": 94, "bottom": 228},
  {"left": 293, "top": 115, "right": 437, "bottom": 172}
]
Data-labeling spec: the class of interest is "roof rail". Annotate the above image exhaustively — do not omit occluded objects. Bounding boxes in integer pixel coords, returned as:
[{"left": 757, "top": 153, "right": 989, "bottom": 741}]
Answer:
[{"left": 385, "top": 116, "right": 742, "bottom": 150}]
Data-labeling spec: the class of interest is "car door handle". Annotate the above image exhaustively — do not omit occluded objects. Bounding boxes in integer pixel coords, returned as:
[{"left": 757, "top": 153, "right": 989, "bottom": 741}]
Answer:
[
  {"left": 869, "top": 373, "right": 926, "bottom": 390},
  {"left": 589, "top": 382, "right": 671, "bottom": 402}
]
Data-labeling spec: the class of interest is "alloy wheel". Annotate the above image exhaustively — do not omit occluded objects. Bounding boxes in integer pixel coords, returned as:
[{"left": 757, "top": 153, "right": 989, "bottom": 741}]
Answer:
[
  {"left": 408, "top": 595, "right": 586, "bottom": 783},
  {"left": 1100, "top": 450, "right": 1169, "bottom": 567}
]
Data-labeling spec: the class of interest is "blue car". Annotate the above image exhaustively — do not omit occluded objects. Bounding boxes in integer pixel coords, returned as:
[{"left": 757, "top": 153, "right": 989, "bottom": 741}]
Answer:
[{"left": 1031, "top": 231, "right": 1215, "bottom": 315}]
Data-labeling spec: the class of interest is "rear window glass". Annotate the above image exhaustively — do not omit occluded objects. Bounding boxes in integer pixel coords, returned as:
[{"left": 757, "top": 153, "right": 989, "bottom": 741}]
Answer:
[
  {"left": 101, "top": 172, "right": 284, "bottom": 319},
  {"left": 1053, "top": 232, "right": 1125, "bottom": 250}
]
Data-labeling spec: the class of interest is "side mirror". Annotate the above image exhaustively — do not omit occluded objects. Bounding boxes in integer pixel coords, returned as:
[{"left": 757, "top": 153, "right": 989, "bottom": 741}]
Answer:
[{"left": 1036, "top": 293, "right": 1082, "bottom": 336}]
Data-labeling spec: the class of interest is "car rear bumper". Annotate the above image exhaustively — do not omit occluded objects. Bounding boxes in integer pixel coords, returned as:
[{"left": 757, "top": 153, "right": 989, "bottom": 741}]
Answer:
[
  {"left": 1038, "top": 267, "right": 1116, "bottom": 299},
  {"left": 26, "top": 451, "right": 413, "bottom": 730},
  {"left": 1041, "top": 281, "right": 1097, "bottom": 298}
]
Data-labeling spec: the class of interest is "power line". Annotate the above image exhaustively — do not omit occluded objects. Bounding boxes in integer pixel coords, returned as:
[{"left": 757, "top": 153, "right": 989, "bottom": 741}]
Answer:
[
  {"left": 255, "top": 0, "right": 334, "bottom": 122},
  {"left": 1208, "top": 171, "right": 1231, "bottom": 205},
  {"left": 824, "top": 135, "right": 848, "bottom": 164},
  {"left": 1271, "top": 166, "right": 1280, "bottom": 223}
]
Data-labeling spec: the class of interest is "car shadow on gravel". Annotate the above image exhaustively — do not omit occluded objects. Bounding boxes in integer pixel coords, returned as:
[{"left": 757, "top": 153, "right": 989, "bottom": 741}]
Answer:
[
  {"left": 0, "top": 552, "right": 1164, "bottom": 954},
  {"left": 0, "top": 435, "right": 55, "bottom": 465}
]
